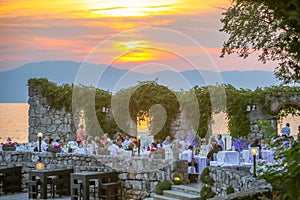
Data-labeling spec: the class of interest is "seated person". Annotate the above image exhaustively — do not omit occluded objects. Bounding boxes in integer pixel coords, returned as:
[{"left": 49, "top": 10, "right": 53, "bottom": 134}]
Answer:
[
  {"left": 41, "top": 137, "right": 50, "bottom": 152},
  {"left": 126, "top": 141, "right": 137, "bottom": 151},
  {"left": 52, "top": 139, "right": 61, "bottom": 146},
  {"left": 289, "top": 136, "right": 298, "bottom": 148},
  {"left": 107, "top": 141, "right": 120, "bottom": 156},
  {"left": 182, "top": 145, "right": 198, "bottom": 173},
  {"left": 149, "top": 142, "right": 157, "bottom": 151},
  {"left": 207, "top": 143, "right": 222, "bottom": 162},
  {"left": 122, "top": 135, "right": 132, "bottom": 148}
]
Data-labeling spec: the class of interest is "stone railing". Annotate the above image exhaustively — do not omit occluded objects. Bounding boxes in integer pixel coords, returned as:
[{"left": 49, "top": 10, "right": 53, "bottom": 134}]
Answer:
[
  {"left": 0, "top": 150, "right": 188, "bottom": 199},
  {"left": 207, "top": 166, "right": 272, "bottom": 199}
]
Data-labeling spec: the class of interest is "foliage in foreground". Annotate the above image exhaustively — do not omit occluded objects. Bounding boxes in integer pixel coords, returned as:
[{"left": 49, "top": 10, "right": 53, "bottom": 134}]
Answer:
[
  {"left": 226, "top": 185, "right": 235, "bottom": 195},
  {"left": 220, "top": 0, "right": 300, "bottom": 84},
  {"left": 200, "top": 167, "right": 214, "bottom": 186},
  {"left": 154, "top": 180, "right": 172, "bottom": 195},
  {"left": 259, "top": 142, "right": 300, "bottom": 200},
  {"left": 200, "top": 185, "right": 215, "bottom": 200}
]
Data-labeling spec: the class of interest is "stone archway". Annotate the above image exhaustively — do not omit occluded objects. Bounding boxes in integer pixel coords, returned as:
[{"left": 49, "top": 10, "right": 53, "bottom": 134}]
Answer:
[
  {"left": 248, "top": 93, "right": 300, "bottom": 139},
  {"left": 137, "top": 111, "right": 150, "bottom": 137}
]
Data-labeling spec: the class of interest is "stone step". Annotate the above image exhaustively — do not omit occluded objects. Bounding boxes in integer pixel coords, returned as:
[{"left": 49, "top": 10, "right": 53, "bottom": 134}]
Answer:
[
  {"left": 153, "top": 194, "right": 180, "bottom": 200},
  {"left": 171, "top": 185, "right": 200, "bottom": 196},
  {"left": 163, "top": 190, "right": 201, "bottom": 200}
]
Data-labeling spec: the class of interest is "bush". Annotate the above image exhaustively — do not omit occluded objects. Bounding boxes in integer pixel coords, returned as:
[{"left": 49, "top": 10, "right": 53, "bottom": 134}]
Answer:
[
  {"left": 200, "top": 185, "right": 215, "bottom": 200},
  {"left": 202, "top": 167, "right": 210, "bottom": 176},
  {"left": 226, "top": 185, "right": 235, "bottom": 194},
  {"left": 154, "top": 180, "right": 172, "bottom": 195},
  {"left": 260, "top": 144, "right": 300, "bottom": 200},
  {"left": 200, "top": 167, "right": 214, "bottom": 186}
]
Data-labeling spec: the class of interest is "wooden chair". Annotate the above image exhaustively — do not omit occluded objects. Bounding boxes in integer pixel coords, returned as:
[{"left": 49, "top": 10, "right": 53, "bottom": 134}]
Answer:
[
  {"left": 99, "top": 181, "right": 122, "bottom": 200},
  {"left": 28, "top": 179, "right": 41, "bottom": 199},
  {"left": 71, "top": 179, "right": 97, "bottom": 200},
  {"left": 28, "top": 177, "right": 55, "bottom": 199},
  {"left": 98, "top": 173, "right": 122, "bottom": 200},
  {"left": 52, "top": 178, "right": 68, "bottom": 197},
  {"left": 71, "top": 182, "right": 82, "bottom": 200}
]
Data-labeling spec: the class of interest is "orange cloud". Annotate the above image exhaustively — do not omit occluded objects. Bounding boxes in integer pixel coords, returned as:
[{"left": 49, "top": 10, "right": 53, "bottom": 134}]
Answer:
[
  {"left": 0, "top": 0, "right": 230, "bottom": 19},
  {"left": 0, "top": 0, "right": 240, "bottom": 72}
]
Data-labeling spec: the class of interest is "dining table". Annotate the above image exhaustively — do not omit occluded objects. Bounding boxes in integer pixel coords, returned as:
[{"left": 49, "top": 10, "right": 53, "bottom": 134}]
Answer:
[
  {"left": 241, "top": 149, "right": 275, "bottom": 164},
  {"left": 216, "top": 151, "right": 240, "bottom": 165},
  {"left": 70, "top": 171, "right": 120, "bottom": 200},
  {"left": 29, "top": 168, "right": 73, "bottom": 199},
  {"left": 194, "top": 156, "right": 207, "bottom": 174}
]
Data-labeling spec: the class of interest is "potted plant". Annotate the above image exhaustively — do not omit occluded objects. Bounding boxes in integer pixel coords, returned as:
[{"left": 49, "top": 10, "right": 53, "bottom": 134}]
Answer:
[
  {"left": 1, "top": 141, "right": 17, "bottom": 151},
  {"left": 150, "top": 148, "right": 165, "bottom": 159},
  {"left": 48, "top": 144, "right": 62, "bottom": 153}
]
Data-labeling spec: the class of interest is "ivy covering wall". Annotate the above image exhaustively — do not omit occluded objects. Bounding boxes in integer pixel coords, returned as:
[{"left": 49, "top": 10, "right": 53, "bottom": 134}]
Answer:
[{"left": 28, "top": 78, "right": 300, "bottom": 140}]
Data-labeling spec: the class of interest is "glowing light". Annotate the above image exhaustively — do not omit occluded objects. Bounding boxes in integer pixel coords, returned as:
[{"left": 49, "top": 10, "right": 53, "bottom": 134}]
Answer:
[
  {"left": 87, "top": 0, "right": 178, "bottom": 17},
  {"left": 251, "top": 148, "right": 258, "bottom": 156},
  {"left": 112, "top": 40, "right": 168, "bottom": 62},
  {"left": 35, "top": 161, "right": 44, "bottom": 170}
]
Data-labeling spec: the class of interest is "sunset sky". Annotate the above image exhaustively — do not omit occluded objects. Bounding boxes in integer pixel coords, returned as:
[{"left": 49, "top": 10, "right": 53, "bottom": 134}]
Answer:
[{"left": 0, "top": 0, "right": 277, "bottom": 73}]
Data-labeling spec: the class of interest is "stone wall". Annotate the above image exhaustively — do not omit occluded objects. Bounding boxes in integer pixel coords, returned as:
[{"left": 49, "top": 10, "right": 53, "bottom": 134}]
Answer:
[
  {"left": 207, "top": 166, "right": 272, "bottom": 199},
  {"left": 28, "top": 84, "right": 78, "bottom": 143},
  {"left": 0, "top": 151, "right": 188, "bottom": 199}
]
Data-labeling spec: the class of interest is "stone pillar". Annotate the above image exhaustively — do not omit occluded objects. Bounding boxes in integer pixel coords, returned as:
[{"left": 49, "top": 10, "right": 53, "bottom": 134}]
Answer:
[
  {"left": 248, "top": 105, "right": 277, "bottom": 139},
  {"left": 28, "top": 84, "right": 76, "bottom": 143},
  {"left": 173, "top": 160, "right": 188, "bottom": 184}
]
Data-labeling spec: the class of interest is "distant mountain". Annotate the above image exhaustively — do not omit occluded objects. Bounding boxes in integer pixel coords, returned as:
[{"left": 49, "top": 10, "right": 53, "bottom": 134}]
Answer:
[{"left": 0, "top": 60, "right": 281, "bottom": 102}]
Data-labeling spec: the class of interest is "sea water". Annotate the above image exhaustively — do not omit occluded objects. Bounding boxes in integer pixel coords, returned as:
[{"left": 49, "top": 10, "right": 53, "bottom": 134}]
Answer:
[
  {"left": 0, "top": 103, "right": 28, "bottom": 143},
  {"left": 0, "top": 103, "right": 298, "bottom": 144}
]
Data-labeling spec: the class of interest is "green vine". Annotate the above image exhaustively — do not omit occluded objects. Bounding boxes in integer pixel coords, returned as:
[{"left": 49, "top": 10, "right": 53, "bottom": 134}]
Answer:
[
  {"left": 128, "top": 81, "right": 180, "bottom": 141},
  {"left": 28, "top": 78, "right": 116, "bottom": 137},
  {"left": 28, "top": 78, "right": 300, "bottom": 140}
]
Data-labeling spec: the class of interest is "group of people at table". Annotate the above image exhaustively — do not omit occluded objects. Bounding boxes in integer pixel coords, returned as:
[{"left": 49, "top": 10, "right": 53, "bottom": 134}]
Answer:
[{"left": 37, "top": 123, "right": 299, "bottom": 171}]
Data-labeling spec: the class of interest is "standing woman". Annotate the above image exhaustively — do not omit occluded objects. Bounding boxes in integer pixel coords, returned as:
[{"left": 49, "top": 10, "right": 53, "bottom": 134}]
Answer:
[
  {"left": 76, "top": 125, "right": 85, "bottom": 146},
  {"left": 217, "top": 134, "right": 224, "bottom": 151}
]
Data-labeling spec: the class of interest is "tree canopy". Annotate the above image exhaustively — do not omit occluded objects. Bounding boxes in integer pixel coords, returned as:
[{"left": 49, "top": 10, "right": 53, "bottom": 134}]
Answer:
[{"left": 220, "top": 0, "right": 300, "bottom": 84}]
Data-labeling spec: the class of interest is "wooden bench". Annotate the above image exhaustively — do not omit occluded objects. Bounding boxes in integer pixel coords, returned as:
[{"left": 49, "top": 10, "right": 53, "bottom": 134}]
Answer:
[{"left": 0, "top": 166, "right": 22, "bottom": 195}]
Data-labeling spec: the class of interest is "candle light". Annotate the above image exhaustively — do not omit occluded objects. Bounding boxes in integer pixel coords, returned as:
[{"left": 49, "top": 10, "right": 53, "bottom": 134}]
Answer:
[{"left": 35, "top": 161, "right": 44, "bottom": 170}]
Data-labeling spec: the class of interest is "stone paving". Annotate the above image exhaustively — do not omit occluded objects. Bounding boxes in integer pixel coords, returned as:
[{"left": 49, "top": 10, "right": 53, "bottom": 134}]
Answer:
[
  {"left": 0, "top": 193, "right": 71, "bottom": 200},
  {"left": 0, "top": 182, "right": 202, "bottom": 200}
]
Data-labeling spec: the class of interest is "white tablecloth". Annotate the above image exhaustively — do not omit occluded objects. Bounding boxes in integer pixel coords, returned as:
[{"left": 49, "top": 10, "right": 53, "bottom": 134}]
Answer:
[
  {"left": 194, "top": 156, "right": 207, "bottom": 174},
  {"left": 216, "top": 151, "right": 239, "bottom": 165},
  {"left": 261, "top": 150, "right": 275, "bottom": 164},
  {"left": 241, "top": 150, "right": 251, "bottom": 163},
  {"left": 241, "top": 149, "right": 275, "bottom": 164}
]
